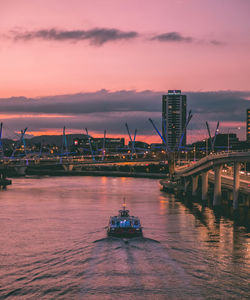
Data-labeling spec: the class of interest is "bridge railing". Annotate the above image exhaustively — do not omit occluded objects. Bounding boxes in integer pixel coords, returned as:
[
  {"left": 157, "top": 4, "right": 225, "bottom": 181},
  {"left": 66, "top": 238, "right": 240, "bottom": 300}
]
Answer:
[{"left": 176, "top": 150, "right": 250, "bottom": 176}]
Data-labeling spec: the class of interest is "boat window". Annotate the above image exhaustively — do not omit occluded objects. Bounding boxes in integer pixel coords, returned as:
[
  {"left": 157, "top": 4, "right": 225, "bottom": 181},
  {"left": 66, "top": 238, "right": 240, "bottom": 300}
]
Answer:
[
  {"left": 111, "top": 220, "right": 115, "bottom": 225},
  {"left": 134, "top": 221, "right": 138, "bottom": 225},
  {"left": 119, "top": 220, "right": 131, "bottom": 227}
]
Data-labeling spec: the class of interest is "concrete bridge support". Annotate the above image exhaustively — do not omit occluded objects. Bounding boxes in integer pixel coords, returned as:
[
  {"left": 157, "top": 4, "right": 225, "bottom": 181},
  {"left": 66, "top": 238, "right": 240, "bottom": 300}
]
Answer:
[
  {"left": 213, "top": 165, "right": 223, "bottom": 206},
  {"left": 192, "top": 175, "right": 199, "bottom": 196},
  {"left": 14, "top": 166, "right": 27, "bottom": 176},
  {"left": 184, "top": 178, "right": 190, "bottom": 193},
  {"left": 168, "top": 152, "right": 175, "bottom": 179},
  {"left": 62, "top": 164, "right": 74, "bottom": 172},
  {"left": 233, "top": 162, "right": 241, "bottom": 209},
  {"left": 246, "top": 194, "right": 250, "bottom": 208},
  {"left": 202, "top": 172, "right": 208, "bottom": 201}
]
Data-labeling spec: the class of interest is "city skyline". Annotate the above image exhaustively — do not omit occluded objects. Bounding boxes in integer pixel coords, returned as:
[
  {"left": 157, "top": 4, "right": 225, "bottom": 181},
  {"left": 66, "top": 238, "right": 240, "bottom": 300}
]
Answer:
[
  {"left": 0, "top": 0, "right": 249, "bottom": 142},
  {"left": 0, "top": 90, "right": 248, "bottom": 143}
]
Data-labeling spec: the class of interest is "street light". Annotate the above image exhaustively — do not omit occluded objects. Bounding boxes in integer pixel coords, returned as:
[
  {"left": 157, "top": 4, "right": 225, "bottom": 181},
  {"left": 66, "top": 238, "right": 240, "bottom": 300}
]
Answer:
[{"left": 202, "top": 138, "right": 208, "bottom": 156}]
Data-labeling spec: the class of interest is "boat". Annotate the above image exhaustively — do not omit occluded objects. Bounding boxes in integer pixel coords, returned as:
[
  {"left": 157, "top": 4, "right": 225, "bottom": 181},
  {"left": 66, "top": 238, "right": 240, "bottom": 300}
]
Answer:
[{"left": 107, "top": 201, "right": 142, "bottom": 237}]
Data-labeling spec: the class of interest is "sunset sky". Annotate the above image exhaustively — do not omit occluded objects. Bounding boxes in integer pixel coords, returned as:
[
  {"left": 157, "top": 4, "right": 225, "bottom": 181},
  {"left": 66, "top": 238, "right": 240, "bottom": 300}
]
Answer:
[{"left": 0, "top": 0, "right": 249, "bottom": 143}]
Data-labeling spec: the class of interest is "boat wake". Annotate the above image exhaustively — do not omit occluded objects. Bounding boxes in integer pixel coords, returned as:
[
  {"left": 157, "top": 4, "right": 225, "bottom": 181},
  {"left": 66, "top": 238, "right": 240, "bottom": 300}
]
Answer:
[
  {"left": 93, "top": 236, "right": 160, "bottom": 244},
  {"left": 80, "top": 236, "right": 200, "bottom": 299}
]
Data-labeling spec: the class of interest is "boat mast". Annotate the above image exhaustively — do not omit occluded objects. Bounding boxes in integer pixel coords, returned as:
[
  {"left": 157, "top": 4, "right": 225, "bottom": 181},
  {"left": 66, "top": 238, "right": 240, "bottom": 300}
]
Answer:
[{"left": 123, "top": 197, "right": 126, "bottom": 210}]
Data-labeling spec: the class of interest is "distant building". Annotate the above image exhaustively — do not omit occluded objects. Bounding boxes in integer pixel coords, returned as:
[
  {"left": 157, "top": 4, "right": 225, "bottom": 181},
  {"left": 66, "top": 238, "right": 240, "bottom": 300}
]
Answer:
[
  {"left": 191, "top": 133, "right": 250, "bottom": 152},
  {"left": 94, "top": 138, "right": 125, "bottom": 152},
  {"left": 72, "top": 137, "right": 125, "bottom": 153},
  {"left": 162, "top": 90, "right": 187, "bottom": 151},
  {"left": 128, "top": 141, "right": 149, "bottom": 150},
  {"left": 247, "top": 109, "right": 250, "bottom": 142},
  {"left": 150, "top": 143, "right": 166, "bottom": 151},
  {"left": 214, "top": 133, "right": 239, "bottom": 150}
]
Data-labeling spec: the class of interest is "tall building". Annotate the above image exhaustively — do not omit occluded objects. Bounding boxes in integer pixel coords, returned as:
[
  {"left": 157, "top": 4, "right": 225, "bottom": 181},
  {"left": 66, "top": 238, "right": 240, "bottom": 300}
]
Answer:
[
  {"left": 162, "top": 90, "right": 187, "bottom": 151},
  {"left": 247, "top": 109, "right": 250, "bottom": 142}
]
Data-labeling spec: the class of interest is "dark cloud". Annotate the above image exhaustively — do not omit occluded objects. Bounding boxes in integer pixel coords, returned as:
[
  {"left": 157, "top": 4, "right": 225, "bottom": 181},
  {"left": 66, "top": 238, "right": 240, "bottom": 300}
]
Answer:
[
  {"left": 8, "top": 28, "right": 223, "bottom": 47},
  {"left": 0, "top": 90, "right": 249, "bottom": 121},
  {"left": 12, "top": 28, "right": 139, "bottom": 45},
  {"left": 209, "top": 40, "right": 224, "bottom": 46},
  {"left": 2, "top": 113, "right": 154, "bottom": 138},
  {"left": 151, "top": 32, "right": 193, "bottom": 43},
  {"left": 0, "top": 90, "right": 162, "bottom": 114},
  {"left": 186, "top": 91, "right": 249, "bottom": 122},
  {"left": 0, "top": 90, "right": 249, "bottom": 140},
  {"left": 151, "top": 32, "right": 223, "bottom": 46}
]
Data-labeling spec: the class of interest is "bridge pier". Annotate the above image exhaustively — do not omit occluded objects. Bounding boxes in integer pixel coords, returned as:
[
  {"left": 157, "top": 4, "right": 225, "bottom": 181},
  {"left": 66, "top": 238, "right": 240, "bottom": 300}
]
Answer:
[
  {"left": 202, "top": 172, "right": 208, "bottom": 201},
  {"left": 227, "top": 190, "right": 233, "bottom": 204},
  {"left": 168, "top": 152, "right": 175, "bottom": 179},
  {"left": 14, "top": 166, "right": 27, "bottom": 176},
  {"left": 192, "top": 175, "right": 199, "bottom": 196},
  {"left": 246, "top": 194, "right": 250, "bottom": 208},
  {"left": 233, "top": 162, "right": 241, "bottom": 209},
  {"left": 213, "top": 165, "right": 222, "bottom": 206},
  {"left": 62, "top": 164, "right": 74, "bottom": 172},
  {"left": 184, "top": 178, "right": 190, "bottom": 193}
]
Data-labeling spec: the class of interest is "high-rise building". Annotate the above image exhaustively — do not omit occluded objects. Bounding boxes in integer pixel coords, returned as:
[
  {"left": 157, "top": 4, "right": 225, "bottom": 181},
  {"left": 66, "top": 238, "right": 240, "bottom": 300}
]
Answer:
[
  {"left": 247, "top": 109, "right": 250, "bottom": 142},
  {"left": 162, "top": 90, "right": 187, "bottom": 151}
]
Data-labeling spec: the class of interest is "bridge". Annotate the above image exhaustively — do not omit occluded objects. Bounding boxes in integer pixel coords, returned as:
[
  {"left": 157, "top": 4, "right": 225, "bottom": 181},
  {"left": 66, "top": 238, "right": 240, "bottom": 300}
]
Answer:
[
  {"left": 3, "top": 150, "right": 250, "bottom": 210},
  {"left": 174, "top": 151, "right": 250, "bottom": 209},
  {"left": 2, "top": 155, "right": 167, "bottom": 176}
]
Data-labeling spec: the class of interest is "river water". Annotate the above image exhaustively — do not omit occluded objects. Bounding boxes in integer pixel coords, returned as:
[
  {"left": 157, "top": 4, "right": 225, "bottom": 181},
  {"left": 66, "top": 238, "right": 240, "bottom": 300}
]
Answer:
[{"left": 0, "top": 176, "right": 249, "bottom": 299}]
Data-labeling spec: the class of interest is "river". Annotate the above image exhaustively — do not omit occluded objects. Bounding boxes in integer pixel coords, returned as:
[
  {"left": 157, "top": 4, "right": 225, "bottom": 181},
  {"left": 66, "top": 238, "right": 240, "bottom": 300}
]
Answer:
[{"left": 0, "top": 176, "right": 249, "bottom": 299}]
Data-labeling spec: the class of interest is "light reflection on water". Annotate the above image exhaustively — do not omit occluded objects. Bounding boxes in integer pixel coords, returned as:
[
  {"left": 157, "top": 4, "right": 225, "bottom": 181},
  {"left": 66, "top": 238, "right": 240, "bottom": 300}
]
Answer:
[{"left": 0, "top": 176, "right": 249, "bottom": 299}]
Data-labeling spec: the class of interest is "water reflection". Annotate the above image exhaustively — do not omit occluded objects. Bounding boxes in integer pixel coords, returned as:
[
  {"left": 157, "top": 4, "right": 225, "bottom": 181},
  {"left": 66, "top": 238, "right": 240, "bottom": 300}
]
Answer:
[{"left": 0, "top": 176, "right": 249, "bottom": 299}]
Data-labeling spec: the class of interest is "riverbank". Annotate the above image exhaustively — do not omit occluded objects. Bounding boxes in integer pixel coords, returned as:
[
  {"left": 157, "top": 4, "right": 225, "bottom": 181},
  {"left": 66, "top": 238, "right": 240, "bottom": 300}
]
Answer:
[{"left": 24, "top": 169, "right": 168, "bottom": 179}]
